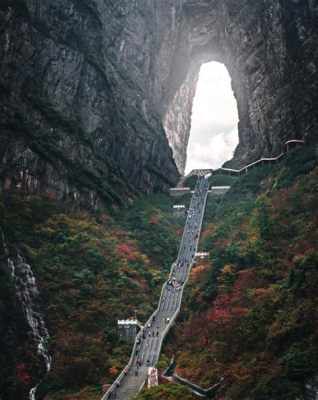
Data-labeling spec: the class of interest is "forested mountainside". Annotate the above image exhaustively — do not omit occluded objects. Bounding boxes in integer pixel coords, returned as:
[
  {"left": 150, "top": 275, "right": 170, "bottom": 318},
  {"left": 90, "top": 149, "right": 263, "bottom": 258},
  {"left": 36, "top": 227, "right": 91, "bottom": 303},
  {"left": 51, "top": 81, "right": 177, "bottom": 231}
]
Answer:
[
  {"left": 161, "top": 148, "right": 318, "bottom": 400},
  {"left": 0, "top": 193, "right": 183, "bottom": 399},
  {"left": 1, "top": 146, "right": 317, "bottom": 400}
]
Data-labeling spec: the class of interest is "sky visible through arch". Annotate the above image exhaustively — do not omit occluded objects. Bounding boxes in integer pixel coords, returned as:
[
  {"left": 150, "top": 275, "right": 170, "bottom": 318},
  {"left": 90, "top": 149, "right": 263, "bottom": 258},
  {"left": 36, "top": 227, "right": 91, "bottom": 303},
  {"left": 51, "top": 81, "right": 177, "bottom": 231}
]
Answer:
[{"left": 185, "top": 62, "right": 239, "bottom": 174}]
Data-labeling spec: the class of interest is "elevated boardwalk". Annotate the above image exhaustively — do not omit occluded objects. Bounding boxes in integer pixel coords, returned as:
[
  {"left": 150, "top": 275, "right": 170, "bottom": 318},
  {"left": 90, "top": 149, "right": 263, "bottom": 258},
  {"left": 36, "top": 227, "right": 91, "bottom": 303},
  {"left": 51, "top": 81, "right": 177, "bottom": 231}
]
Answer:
[
  {"left": 163, "top": 359, "right": 223, "bottom": 399},
  {"left": 183, "top": 139, "right": 304, "bottom": 182},
  {"left": 102, "top": 178, "right": 210, "bottom": 399}
]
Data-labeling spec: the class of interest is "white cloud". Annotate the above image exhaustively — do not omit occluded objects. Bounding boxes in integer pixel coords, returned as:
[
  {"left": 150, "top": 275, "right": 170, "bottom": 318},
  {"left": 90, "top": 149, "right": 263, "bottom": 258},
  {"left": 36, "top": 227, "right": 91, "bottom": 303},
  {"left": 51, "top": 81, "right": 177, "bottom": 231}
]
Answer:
[
  {"left": 185, "top": 62, "right": 239, "bottom": 174},
  {"left": 186, "top": 128, "right": 238, "bottom": 172}
]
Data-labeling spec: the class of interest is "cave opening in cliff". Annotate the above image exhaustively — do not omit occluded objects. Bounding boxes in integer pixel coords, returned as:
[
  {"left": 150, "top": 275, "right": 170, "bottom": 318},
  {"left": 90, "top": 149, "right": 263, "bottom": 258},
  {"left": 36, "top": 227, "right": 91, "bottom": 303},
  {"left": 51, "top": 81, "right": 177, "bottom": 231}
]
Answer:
[{"left": 185, "top": 61, "right": 239, "bottom": 174}]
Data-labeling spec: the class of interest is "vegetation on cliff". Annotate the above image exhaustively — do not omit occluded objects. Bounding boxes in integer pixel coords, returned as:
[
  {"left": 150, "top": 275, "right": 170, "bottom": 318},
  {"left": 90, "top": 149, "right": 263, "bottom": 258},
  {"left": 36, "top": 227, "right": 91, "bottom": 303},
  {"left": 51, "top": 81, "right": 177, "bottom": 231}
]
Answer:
[
  {"left": 0, "top": 192, "right": 183, "bottom": 399},
  {"left": 1, "top": 146, "right": 317, "bottom": 400},
  {"left": 136, "top": 383, "right": 195, "bottom": 400},
  {"left": 163, "top": 148, "right": 318, "bottom": 399}
]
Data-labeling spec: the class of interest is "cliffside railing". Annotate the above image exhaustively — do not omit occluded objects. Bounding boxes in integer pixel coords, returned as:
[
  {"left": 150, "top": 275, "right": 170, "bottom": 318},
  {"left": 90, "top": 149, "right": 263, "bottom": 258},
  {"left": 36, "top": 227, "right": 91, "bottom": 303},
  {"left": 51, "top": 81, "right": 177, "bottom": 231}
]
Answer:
[
  {"left": 184, "top": 139, "right": 304, "bottom": 180},
  {"left": 171, "top": 372, "right": 223, "bottom": 398},
  {"left": 102, "top": 271, "right": 173, "bottom": 399},
  {"left": 101, "top": 329, "right": 142, "bottom": 399},
  {"left": 162, "top": 350, "right": 224, "bottom": 397}
]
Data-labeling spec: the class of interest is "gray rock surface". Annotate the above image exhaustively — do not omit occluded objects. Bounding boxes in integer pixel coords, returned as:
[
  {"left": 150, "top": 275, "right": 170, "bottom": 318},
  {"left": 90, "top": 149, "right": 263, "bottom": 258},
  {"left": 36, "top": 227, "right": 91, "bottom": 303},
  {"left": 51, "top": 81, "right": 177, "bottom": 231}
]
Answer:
[
  {"left": 1, "top": 0, "right": 317, "bottom": 205},
  {"left": 164, "top": 0, "right": 318, "bottom": 169}
]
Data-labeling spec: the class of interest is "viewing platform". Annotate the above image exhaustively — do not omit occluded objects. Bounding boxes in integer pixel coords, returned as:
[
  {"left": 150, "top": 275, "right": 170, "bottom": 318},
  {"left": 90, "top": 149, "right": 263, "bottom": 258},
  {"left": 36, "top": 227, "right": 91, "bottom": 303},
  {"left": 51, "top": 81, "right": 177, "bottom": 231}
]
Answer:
[
  {"left": 195, "top": 252, "right": 210, "bottom": 263},
  {"left": 172, "top": 205, "right": 186, "bottom": 217},
  {"left": 208, "top": 186, "right": 231, "bottom": 195},
  {"left": 118, "top": 318, "right": 143, "bottom": 342}
]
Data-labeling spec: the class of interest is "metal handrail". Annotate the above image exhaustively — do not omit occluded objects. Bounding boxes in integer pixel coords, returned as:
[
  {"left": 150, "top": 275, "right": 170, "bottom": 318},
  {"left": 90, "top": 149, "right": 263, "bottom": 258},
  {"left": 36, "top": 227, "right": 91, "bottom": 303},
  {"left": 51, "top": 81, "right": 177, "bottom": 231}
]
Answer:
[
  {"left": 102, "top": 178, "right": 208, "bottom": 399},
  {"left": 154, "top": 181, "right": 209, "bottom": 363},
  {"left": 185, "top": 139, "right": 305, "bottom": 178},
  {"left": 172, "top": 372, "right": 223, "bottom": 396},
  {"left": 101, "top": 329, "right": 142, "bottom": 399}
]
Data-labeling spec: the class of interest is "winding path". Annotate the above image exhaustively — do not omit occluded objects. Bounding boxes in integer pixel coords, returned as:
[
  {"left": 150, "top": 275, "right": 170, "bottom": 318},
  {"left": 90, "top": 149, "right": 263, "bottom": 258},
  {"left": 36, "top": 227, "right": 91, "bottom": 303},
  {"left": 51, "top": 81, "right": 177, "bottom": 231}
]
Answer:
[{"left": 102, "top": 177, "right": 209, "bottom": 400}]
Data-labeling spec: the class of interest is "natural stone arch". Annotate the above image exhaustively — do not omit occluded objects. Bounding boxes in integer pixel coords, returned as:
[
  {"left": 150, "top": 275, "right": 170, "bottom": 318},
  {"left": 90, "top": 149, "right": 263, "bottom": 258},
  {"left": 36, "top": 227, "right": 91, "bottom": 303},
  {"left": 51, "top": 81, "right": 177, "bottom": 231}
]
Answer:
[
  {"left": 1, "top": 0, "right": 317, "bottom": 199},
  {"left": 163, "top": 0, "right": 317, "bottom": 174}
]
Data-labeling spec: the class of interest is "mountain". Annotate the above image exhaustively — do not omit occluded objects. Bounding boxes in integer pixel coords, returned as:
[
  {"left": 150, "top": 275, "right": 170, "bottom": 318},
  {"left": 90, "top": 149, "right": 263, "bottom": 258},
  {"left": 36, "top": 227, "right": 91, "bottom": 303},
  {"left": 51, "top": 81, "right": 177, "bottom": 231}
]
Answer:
[
  {"left": 1, "top": 0, "right": 318, "bottom": 207},
  {"left": 0, "top": 1, "right": 318, "bottom": 399},
  {"left": 161, "top": 148, "right": 318, "bottom": 400}
]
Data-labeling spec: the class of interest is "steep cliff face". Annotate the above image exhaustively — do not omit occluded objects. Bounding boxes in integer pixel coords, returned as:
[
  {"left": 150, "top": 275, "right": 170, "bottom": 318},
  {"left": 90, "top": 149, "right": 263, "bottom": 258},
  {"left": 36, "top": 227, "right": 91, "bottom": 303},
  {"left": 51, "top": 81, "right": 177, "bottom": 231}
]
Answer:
[
  {"left": 164, "top": 0, "right": 318, "bottom": 169},
  {"left": 1, "top": 0, "right": 317, "bottom": 205},
  {"left": 0, "top": 0, "right": 181, "bottom": 206},
  {"left": 164, "top": 69, "right": 198, "bottom": 173}
]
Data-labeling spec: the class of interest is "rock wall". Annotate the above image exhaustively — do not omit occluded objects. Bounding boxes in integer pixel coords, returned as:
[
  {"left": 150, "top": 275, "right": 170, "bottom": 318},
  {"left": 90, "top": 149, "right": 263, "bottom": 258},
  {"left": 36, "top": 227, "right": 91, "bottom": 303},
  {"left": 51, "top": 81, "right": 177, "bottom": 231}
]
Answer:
[
  {"left": 164, "top": 0, "right": 318, "bottom": 169},
  {"left": 164, "top": 68, "right": 198, "bottom": 173},
  {"left": 0, "top": 0, "right": 182, "bottom": 206},
  {"left": 1, "top": 0, "right": 317, "bottom": 204}
]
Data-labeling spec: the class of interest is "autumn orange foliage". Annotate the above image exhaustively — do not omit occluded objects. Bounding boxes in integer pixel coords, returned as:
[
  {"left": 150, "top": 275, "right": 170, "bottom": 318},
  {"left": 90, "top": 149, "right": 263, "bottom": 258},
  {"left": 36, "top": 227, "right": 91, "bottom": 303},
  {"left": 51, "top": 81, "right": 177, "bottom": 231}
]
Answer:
[
  {"left": 190, "top": 264, "right": 208, "bottom": 279},
  {"left": 117, "top": 243, "right": 136, "bottom": 259},
  {"left": 166, "top": 164, "right": 318, "bottom": 399}
]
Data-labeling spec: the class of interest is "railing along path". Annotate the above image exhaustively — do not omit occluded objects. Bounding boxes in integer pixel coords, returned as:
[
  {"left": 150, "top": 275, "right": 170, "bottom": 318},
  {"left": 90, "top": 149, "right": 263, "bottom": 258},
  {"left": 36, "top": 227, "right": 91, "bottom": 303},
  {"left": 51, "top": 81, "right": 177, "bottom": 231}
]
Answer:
[
  {"left": 102, "top": 177, "right": 209, "bottom": 399},
  {"left": 185, "top": 139, "right": 304, "bottom": 179}
]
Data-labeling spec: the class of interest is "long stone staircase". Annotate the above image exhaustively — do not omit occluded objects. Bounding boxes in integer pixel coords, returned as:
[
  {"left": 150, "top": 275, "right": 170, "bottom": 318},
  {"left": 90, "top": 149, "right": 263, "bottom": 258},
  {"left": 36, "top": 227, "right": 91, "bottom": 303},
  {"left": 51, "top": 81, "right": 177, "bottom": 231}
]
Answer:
[{"left": 102, "top": 176, "right": 210, "bottom": 399}]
